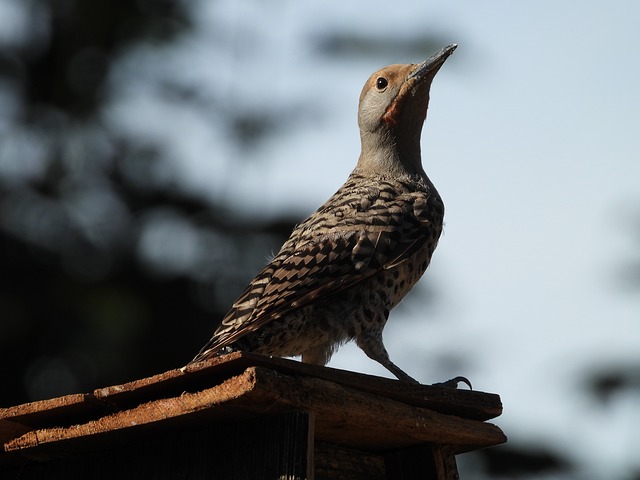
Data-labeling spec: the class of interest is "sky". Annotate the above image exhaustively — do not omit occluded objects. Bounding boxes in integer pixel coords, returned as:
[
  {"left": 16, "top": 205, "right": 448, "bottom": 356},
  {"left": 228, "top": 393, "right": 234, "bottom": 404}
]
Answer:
[
  {"left": 3, "top": 0, "right": 638, "bottom": 477},
  {"left": 105, "top": 1, "right": 640, "bottom": 476}
]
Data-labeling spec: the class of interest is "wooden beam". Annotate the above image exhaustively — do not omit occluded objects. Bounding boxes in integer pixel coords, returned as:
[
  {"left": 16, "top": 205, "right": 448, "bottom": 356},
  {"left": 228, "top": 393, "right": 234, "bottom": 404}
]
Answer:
[
  {"left": 5, "top": 366, "right": 504, "bottom": 459},
  {"left": 3, "top": 412, "right": 312, "bottom": 480}
]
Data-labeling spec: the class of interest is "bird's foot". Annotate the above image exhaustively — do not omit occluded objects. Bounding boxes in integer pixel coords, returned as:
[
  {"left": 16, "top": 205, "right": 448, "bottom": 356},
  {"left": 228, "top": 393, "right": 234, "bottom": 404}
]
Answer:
[
  {"left": 395, "top": 370, "right": 420, "bottom": 384},
  {"left": 432, "top": 376, "right": 473, "bottom": 390}
]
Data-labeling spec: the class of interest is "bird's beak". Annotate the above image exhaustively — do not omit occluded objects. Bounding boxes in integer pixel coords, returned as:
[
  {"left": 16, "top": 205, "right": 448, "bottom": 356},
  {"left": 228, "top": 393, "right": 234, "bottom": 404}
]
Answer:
[{"left": 409, "top": 44, "right": 457, "bottom": 81}]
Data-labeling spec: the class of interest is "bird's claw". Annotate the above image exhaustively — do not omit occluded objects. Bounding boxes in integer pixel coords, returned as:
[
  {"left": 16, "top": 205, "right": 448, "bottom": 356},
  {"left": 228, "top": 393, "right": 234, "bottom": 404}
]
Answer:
[{"left": 432, "top": 375, "right": 472, "bottom": 390}]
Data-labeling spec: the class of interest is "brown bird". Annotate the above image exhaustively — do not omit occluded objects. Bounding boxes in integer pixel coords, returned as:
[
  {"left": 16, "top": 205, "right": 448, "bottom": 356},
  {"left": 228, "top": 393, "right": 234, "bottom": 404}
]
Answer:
[{"left": 191, "top": 44, "right": 458, "bottom": 383}]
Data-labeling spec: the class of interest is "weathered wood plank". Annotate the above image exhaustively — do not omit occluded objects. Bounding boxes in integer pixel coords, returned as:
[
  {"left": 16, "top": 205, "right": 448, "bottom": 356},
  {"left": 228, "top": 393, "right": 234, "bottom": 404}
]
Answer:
[
  {"left": 100, "top": 352, "right": 502, "bottom": 421},
  {"left": 2, "top": 412, "right": 311, "bottom": 480},
  {"left": 4, "top": 368, "right": 261, "bottom": 455},
  {"left": 4, "top": 366, "right": 504, "bottom": 461},
  {"left": 432, "top": 446, "right": 460, "bottom": 480},
  {"left": 2, "top": 352, "right": 506, "bottom": 480},
  {"left": 0, "top": 419, "right": 32, "bottom": 444},
  {"left": 1, "top": 352, "right": 502, "bottom": 449},
  {"left": 246, "top": 367, "right": 506, "bottom": 453},
  {"left": 314, "top": 442, "right": 386, "bottom": 480},
  {"left": 0, "top": 394, "right": 106, "bottom": 429}
]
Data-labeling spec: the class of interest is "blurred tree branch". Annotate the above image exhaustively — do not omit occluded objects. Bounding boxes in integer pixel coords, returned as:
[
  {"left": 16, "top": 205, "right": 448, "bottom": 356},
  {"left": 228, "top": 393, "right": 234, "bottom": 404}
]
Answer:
[{"left": 0, "top": 0, "right": 298, "bottom": 406}]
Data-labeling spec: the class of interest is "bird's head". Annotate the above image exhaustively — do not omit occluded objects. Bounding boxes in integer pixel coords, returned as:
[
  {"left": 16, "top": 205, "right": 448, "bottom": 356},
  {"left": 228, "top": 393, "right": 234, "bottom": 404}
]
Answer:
[{"left": 356, "top": 44, "right": 457, "bottom": 176}]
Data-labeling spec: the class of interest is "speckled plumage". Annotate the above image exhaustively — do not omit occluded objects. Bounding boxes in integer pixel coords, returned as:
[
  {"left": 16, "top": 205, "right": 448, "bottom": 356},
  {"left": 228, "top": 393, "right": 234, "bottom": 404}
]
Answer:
[{"left": 191, "top": 45, "right": 457, "bottom": 382}]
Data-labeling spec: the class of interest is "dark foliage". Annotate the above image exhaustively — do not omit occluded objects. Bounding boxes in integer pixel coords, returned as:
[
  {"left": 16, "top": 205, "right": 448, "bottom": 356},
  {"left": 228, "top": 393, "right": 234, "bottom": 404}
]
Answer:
[
  {"left": 470, "top": 444, "right": 574, "bottom": 478},
  {"left": 583, "top": 365, "right": 640, "bottom": 405},
  {"left": 0, "top": 0, "right": 295, "bottom": 406}
]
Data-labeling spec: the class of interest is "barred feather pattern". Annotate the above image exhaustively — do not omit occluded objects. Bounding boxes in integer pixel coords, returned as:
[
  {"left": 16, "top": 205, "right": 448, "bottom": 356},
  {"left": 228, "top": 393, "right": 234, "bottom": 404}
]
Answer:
[{"left": 191, "top": 171, "right": 444, "bottom": 370}]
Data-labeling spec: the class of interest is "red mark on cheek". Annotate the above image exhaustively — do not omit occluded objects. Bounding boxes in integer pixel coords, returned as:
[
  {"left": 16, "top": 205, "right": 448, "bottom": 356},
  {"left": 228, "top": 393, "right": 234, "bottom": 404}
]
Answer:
[{"left": 382, "top": 99, "right": 400, "bottom": 126}]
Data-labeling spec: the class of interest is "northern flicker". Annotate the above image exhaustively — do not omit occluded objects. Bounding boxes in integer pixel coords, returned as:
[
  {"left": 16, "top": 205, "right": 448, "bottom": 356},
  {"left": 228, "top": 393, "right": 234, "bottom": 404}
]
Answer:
[{"left": 191, "top": 44, "right": 458, "bottom": 383}]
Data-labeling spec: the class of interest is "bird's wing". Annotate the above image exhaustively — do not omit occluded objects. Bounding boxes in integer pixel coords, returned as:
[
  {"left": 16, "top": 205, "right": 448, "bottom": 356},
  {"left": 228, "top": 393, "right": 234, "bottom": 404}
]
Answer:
[{"left": 192, "top": 191, "right": 441, "bottom": 361}]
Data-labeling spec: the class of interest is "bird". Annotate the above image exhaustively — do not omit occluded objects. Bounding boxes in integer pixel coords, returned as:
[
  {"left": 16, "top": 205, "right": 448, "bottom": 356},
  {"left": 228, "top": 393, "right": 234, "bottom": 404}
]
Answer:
[{"left": 190, "top": 44, "right": 458, "bottom": 384}]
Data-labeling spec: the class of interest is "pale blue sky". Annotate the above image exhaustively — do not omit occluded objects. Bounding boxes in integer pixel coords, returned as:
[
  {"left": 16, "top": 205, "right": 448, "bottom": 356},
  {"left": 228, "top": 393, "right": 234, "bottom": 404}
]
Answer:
[
  {"left": 2, "top": 0, "right": 637, "bottom": 476},
  {"left": 105, "top": 1, "right": 640, "bottom": 474}
]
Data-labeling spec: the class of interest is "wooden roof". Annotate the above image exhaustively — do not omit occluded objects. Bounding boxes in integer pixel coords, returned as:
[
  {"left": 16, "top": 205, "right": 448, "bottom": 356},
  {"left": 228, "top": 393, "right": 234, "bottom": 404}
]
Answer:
[{"left": 1, "top": 352, "right": 506, "bottom": 470}]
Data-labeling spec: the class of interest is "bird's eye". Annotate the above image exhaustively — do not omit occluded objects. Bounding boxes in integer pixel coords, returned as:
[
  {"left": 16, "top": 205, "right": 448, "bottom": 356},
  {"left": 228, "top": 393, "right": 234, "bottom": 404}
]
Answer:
[{"left": 376, "top": 77, "right": 388, "bottom": 90}]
